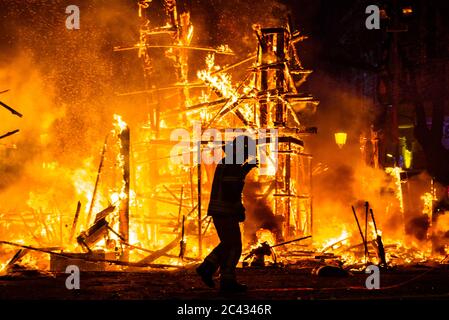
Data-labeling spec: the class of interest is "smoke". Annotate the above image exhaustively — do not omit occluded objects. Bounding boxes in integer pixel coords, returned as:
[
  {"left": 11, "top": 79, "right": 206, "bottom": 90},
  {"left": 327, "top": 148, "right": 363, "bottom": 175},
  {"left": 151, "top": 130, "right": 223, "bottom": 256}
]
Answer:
[
  {"left": 303, "top": 70, "right": 436, "bottom": 245},
  {"left": 0, "top": 56, "right": 55, "bottom": 190},
  {"left": 303, "top": 72, "right": 403, "bottom": 244},
  {"left": 188, "top": 0, "right": 291, "bottom": 80},
  {"left": 243, "top": 177, "right": 283, "bottom": 246},
  {"left": 406, "top": 215, "right": 430, "bottom": 241},
  {"left": 199, "top": 0, "right": 290, "bottom": 54},
  {"left": 0, "top": 1, "right": 141, "bottom": 224}
]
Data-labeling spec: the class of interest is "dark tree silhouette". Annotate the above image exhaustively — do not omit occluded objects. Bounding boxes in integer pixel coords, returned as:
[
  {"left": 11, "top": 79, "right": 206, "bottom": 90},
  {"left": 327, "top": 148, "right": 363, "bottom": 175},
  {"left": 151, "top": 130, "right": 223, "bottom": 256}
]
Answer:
[{"left": 413, "top": 63, "right": 449, "bottom": 186}]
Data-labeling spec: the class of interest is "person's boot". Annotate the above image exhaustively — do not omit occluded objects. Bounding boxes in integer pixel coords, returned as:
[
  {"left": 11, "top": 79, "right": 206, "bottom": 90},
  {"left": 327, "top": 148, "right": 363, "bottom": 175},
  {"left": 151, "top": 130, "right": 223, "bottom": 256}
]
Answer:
[
  {"left": 196, "top": 260, "right": 216, "bottom": 288},
  {"left": 220, "top": 279, "right": 247, "bottom": 293}
]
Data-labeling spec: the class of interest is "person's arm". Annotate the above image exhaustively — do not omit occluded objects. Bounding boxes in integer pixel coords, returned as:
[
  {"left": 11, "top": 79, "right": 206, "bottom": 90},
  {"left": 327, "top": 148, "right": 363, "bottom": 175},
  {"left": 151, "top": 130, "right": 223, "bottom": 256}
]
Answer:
[{"left": 241, "top": 159, "right": 259, "bottom": 175}]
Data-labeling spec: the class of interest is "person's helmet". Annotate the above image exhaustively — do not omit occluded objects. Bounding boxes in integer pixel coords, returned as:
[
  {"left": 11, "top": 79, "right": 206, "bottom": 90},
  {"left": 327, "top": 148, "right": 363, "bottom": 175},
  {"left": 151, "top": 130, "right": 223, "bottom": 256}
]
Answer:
[{"left": 222, "top": 135, "right": 256, "bottom": 164}]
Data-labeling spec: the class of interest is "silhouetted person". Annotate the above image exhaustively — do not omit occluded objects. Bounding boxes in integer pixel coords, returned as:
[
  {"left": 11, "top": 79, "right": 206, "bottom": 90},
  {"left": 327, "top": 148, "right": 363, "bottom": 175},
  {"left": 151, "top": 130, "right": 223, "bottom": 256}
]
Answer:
[{"left": 196, "top": 135, "right": 257, "bottom": 292}]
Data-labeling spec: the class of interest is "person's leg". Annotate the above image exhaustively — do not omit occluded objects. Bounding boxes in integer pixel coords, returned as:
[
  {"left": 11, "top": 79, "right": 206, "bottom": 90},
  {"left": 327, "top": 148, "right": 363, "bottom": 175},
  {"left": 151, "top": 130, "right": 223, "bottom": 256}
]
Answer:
[
  {"left": 197, "top": 246, "right": 221, "bottom": 287},
  {"left": 213, "top": 217, "right": 246, "bottom": 292},
  {"left": 201, "top": 242, "right": 223, "bottom": 272},
  {"left": 202, "top": 216, "right": 231, "bottom": 271},
  {"left": 196, "top": 218, "right": 226, "bottom": 288},
  {"left": 214, "top": 218, "right": 241, "bottom": 280}
]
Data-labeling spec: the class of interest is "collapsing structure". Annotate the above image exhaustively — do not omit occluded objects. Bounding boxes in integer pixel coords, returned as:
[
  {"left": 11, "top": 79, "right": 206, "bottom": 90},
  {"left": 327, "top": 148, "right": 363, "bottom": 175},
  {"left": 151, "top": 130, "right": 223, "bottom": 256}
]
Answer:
[
  {"left": 56, "top": 0, "right": 320, "bottom": 267},
  {"left": 116, "top": 1, "right": 319, "bottom": 262}
]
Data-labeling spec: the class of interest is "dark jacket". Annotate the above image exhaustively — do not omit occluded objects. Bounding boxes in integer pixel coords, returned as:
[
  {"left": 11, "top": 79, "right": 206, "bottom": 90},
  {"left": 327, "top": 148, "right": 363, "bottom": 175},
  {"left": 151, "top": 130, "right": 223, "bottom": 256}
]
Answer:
[{"left": 207, "top": 158, "right": 256, "bottom": 221}]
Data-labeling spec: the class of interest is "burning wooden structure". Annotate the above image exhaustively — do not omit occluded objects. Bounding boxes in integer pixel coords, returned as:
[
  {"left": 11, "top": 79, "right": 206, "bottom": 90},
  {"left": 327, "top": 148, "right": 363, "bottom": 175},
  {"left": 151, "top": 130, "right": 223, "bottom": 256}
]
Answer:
[{"left": 110, "top": 0, "right": 319, "bottom": 264}]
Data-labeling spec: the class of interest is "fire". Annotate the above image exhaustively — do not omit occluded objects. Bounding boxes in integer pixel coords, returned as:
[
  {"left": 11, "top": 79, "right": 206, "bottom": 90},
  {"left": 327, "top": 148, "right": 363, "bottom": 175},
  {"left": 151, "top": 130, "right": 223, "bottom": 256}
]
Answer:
[
  {"left": 197, "top": 54, "right": 238, "bottom": 105},
  {"left": 110, "top": 191, "right": 127, "bottom": 204},
  {"left": 385, "top": 166, "right": 404, "bottom": 214},
  {"left": 318, "top": 228, "right": 351, "bottom": 252},
  {"left": 129, "top": 230, "right": 139, "bottom": 245},
  {"left": 256, "top": 229, "right": 276, "bottom": 246},
  {"left": 72, "top": 165, "right": 96, "bottom": 212},
  {"left": 421, "top": 192, "right": 434, "bottom": 216},
  {"left": 113, "top": 114, "right": 128, "bottom": 133}
]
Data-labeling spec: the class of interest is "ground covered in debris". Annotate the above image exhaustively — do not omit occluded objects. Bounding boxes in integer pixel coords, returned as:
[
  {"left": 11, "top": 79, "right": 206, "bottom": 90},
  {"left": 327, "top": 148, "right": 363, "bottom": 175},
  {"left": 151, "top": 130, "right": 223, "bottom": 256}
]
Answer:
[{"left": 1, "top": 264, "right": 449, "bottom": 300}]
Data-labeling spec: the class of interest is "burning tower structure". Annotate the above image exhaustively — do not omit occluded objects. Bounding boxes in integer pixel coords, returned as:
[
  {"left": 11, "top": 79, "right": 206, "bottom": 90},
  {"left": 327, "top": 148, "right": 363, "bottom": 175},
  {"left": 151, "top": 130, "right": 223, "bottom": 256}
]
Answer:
[{"left": 112, "top": 0, "right": 319, "bottom": 262}]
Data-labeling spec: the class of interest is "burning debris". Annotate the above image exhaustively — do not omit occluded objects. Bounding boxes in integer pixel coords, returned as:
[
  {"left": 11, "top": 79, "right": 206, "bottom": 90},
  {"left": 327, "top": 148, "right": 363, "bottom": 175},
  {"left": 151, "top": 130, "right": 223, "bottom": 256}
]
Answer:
[{"left": 0, "top": 89, "right": 21, "bottom": 141}]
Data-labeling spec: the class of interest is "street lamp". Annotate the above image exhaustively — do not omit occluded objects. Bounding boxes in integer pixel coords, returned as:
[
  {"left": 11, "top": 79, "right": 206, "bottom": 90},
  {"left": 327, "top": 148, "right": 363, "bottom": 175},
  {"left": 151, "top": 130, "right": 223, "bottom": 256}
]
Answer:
[{"left": 334, "top": 132, "right": 347, "bottom": 149}]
